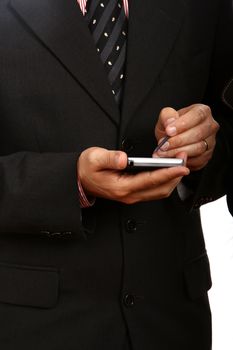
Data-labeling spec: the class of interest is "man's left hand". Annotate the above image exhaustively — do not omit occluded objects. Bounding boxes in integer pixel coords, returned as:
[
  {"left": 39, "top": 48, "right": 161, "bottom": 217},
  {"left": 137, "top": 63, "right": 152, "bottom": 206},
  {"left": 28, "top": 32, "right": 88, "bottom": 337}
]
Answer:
[{"left": 154, "top": 104, "right": 219, "bottom": 171}]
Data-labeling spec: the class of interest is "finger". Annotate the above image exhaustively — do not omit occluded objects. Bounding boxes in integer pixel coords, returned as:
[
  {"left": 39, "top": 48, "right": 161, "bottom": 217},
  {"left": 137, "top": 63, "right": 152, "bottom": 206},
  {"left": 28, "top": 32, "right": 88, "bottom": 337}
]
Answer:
[
  {"left": 157, "top": 136, "right": 215, "bottom": 158},
  {"left": 177, "top": 104, "right": 194, "bottom": 116},
  {"left": 176, "top": 151, "right": 188, "bottom": 165},
  {"left": 166, "top": 104, "right": 213, "bottom": 137},
  {"left": 120, "top": 175, "right": 184, "bottom": 204},
  {"left": 120, "top": 164, "right": 190, "bottom": 194},
  {"left": 186, "top": 149, "right": 214, "bottom": 170},
  {"left": 162, "top": 116, "right": 218, "bottom": 152},
  {"left": 155, "top": 107, "right": 179, "bottom": 136}
]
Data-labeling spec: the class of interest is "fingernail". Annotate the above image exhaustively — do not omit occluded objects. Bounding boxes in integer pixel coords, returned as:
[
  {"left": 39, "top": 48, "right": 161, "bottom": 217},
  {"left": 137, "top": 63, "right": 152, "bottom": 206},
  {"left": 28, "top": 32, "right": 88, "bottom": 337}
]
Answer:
[
  {"left": 159, "top": 141, "right": 169, "bottom": 151},
  {"left": 165, "top": 118, "right": 176, "bottom": 127},
  {"left": 166, "top": 126, "right": 177, "bottom": 136}
]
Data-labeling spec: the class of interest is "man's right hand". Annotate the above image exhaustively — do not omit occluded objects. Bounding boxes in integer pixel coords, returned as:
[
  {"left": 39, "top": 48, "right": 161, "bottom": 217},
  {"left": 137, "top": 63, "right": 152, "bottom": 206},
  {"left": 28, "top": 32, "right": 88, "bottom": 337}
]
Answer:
[{"left": 78, "top": 147, "right": 190, "bottom": 204}]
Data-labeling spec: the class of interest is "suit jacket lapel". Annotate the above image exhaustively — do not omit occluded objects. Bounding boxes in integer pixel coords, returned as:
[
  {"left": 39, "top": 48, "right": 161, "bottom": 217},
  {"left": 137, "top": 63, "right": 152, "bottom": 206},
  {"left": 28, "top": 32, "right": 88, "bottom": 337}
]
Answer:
[
  {"left": 9, "top": 0, "right": 120, "bottom": 126},
  {"left": 121, "top": 0, "right": 186, "bottom": 131}
]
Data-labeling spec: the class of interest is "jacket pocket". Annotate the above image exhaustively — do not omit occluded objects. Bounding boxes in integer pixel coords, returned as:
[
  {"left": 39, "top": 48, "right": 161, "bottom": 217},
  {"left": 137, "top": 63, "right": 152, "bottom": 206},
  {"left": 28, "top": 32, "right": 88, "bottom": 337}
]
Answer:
[
  {"left": 0, "top": 262, "right": 59, "bottom": 308},
  {"left": 184, "top": 252, "right": 212, "bottom": 300}
]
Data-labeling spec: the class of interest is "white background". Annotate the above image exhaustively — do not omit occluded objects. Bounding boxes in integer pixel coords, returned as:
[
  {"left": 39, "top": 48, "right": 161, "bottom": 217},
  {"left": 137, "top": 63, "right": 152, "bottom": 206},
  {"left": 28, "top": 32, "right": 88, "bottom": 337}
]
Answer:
[{"left": 201, "top": 196, "right": 233, "bottom": 350}]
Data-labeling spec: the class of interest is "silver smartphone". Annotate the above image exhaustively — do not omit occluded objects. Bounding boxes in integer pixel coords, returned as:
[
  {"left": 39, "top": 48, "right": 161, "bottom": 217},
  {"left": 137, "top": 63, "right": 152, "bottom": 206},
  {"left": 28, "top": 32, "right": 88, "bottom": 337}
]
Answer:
[{"left": 127, "top": 157, "right": 184, "bottom": 170}]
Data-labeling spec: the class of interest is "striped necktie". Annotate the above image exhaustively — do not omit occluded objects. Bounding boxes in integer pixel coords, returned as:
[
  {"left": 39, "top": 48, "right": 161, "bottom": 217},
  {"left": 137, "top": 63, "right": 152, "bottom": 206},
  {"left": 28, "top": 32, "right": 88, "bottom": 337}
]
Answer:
[{"left": 86, "top": 0, "right": 128, "bottom": 105}]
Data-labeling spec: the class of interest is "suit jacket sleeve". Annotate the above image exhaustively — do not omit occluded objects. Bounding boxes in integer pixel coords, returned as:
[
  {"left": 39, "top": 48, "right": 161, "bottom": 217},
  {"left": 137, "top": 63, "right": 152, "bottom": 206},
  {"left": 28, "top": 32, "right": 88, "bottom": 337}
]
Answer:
[
  {"left": 181, "top": 0, "right": 233, "bottom": 210},
  {"left": 0, "top": 152, "right": 83, "bottom": 236}
]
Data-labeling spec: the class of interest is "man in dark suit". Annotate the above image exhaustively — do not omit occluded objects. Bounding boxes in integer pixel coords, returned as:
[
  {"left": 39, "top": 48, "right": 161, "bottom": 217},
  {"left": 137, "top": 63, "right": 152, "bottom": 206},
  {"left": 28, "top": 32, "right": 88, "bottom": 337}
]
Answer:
[{"left": 0, "top": 0, "right": 231, "bottom": 349}]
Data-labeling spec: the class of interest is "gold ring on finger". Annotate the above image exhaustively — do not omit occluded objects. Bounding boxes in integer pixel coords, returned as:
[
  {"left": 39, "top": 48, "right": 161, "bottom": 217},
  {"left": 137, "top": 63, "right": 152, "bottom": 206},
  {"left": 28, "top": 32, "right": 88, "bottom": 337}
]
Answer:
[{"left": 203, "top": 139, "right": 209, "bottom": 152}]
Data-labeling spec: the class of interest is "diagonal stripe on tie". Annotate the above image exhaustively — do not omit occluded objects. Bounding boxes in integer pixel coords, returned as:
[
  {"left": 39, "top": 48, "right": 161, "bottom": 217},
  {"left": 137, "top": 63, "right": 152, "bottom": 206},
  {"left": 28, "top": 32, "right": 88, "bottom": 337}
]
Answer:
[
  {"left": 85, "top": 0, "right": 101, "bottom": 22},
  {"left": 92, "top": 2, "right": 118, "bottom": 42},
  {"left": 86, "top": 0, "right": 128, "bottom": 105},
  {"left": 100, "top": 8, "right": 125, "bottom": 63},
  {"left": 108, "top": 41, "right": 126, "bottom": 84}
]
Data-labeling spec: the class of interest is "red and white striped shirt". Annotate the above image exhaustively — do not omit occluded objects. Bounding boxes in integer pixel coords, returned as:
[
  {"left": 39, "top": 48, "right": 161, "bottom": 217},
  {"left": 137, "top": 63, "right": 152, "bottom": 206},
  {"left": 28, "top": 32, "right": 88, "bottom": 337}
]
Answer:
[{"left": 77, "top": 0, "right": 129, "bottom": 17}]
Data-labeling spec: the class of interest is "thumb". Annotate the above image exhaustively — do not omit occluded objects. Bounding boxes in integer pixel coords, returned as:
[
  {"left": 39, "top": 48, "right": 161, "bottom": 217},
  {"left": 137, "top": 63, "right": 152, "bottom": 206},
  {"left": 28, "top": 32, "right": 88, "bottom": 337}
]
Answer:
[{"left": 96, "top": 149, "right": 128, "bottom": 171}]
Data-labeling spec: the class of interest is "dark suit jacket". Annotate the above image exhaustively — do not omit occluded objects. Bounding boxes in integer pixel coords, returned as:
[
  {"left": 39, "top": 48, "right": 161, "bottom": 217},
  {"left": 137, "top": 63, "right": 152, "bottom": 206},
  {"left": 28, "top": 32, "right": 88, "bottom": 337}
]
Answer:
[
  {"left": 207, "top": 0, "right": 233, "bottom": 215},
  {"left": 224, "top": 79, "right": 233, "bottom": 215},
  {"left": 0, "top": 1, "right": 230, "bottom": 349}
]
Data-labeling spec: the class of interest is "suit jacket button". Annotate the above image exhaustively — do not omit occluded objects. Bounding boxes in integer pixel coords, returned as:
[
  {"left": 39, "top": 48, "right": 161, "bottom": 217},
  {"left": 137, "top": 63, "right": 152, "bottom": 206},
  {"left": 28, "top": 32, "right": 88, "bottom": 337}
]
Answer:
[
  {"left": 41, "top": 230, "right": 51, "bottom": 237},
  {"left": 43, "top": 231, "right": 61, "bottom": 238},
  {"left": 61, "top": 231, "right": 72, "bottom": 238},
  {"left": 125, "top": 219, "right": 137, "bottom": 233},
  {"left": 121, "top": 138, "right": 134, "bottom": 153},
  {"left": 123, "top": 294, "right": 135, "bottom": 307}
]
